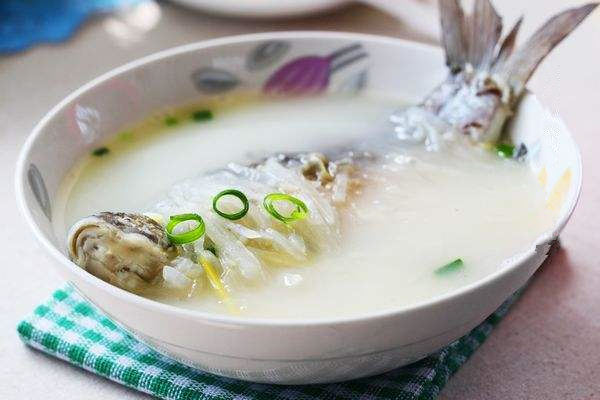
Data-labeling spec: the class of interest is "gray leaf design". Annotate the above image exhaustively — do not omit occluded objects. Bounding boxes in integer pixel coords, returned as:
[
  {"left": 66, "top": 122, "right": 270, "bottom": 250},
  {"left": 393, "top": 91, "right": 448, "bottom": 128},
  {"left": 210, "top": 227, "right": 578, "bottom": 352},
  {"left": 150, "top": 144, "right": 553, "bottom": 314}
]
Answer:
[
  {"left": 515, "top": 143, "right": 528, "bottom": 160},
  {"left": 337, "top": 70, "right": 368, "bottom": 94},
  {"left": 28, "top": 163, "right": 51, "bottom": 220},
  {"left": 246, "top": 41, "right": 290, "bottom": 71},
  {"left": 191, "top": 68, "right": 239, "bottom": 94}
]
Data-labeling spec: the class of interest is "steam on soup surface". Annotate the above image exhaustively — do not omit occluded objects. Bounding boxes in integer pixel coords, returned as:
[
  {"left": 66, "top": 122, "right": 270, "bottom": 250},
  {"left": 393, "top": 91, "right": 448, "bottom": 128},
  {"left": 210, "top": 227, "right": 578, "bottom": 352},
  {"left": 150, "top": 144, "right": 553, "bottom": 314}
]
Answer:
[{"left": 56, "top": 93, "right": 555, "bottom": 319}]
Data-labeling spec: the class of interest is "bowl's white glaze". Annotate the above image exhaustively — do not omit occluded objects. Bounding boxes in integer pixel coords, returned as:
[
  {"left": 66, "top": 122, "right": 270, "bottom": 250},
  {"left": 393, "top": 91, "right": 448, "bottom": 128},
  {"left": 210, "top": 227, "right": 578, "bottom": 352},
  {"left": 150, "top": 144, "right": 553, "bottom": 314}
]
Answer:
[{"left": 15, "top": 32, "right": 581, "bottom": 384}]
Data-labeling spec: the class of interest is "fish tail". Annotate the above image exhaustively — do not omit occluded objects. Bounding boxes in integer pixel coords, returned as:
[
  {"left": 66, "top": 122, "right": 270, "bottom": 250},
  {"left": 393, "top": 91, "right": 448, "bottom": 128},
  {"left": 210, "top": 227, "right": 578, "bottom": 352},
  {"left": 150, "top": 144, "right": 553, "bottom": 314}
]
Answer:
[
  {"left": 494, "top": 16, "right": 523, "bottom": 67},
  {"left": 438, "top": 0, "right": 467, "bottom": 73},
  {"left": 496, "top": 3, "right": 598, "bottom": 96},
  {"left": 438, "top": 1, "right": 597, "bottom": 94},
  {"left": 438, "top": 0, "right": 502, "bottom": 72}
]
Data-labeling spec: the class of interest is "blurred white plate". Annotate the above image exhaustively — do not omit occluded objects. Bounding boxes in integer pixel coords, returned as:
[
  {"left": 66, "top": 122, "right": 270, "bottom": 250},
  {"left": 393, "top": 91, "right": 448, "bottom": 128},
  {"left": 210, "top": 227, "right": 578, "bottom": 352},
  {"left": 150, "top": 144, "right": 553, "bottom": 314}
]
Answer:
[
  {"left": 169, "top": 0, "right": 348, "bottom": 18},
  {"left": 168, "top": 0, "right": 439, "bottom": 39}
]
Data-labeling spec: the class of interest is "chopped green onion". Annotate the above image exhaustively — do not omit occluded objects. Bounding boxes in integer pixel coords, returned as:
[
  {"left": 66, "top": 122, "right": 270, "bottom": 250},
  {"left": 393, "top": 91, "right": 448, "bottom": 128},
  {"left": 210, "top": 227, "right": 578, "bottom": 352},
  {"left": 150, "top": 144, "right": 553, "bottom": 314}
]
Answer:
[
  {"left": 118, "top": 131, "right": 134, "bottom": 141},
  {"left": 164, "top": 116, "right": 178, "bottom": 126},
  {"left": 496, "top": 143, "right": 515, "bottom": 158},
  {"left": 92, "top": 147, "right": 110, "bottom": 157},
  {"left": 165, "top": 213, "right": 205, "bottom": 245},
  {"left": 263, "top": 193, "right": 308, "bottom": 223},
  {"left": 193, "top": 109, "right": 213, "bottom": 122},
  {"left": 212, "top": 189, "right": 249, "bottom": 220},
  {"left": 435, "top": 258, "right": 464, "bottom": 275}
]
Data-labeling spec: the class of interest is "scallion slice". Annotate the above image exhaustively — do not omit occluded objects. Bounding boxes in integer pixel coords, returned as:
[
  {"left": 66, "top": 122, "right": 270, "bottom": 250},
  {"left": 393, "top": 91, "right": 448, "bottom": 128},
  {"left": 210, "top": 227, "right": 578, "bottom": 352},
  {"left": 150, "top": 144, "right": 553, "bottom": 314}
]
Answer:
[
  {"left": 212, "top": 189, "right": 249, "bottom": 220},
  {"left": 165, "top": 213, "right": 205, "bottom": 244},
  {"left": 263, "top": 193, "right": 308, "bottom": 223},
  {"left": 118, "top": 131, "right": 134, "bottom": 141},
  {"left": 193, "top": 109, "right": 213, "bottom": 122},
  {"left": 496, "top": 143, "right": 515, "bottom": 158},
  {"left": 92, "top": 147, "right": 110, "bottom": 157},
  {"left": 435, "top": 258, "right": 464, "bottom": 275},
  {"left": 164, "top": 116, "right": 178, "bottom": 126}
]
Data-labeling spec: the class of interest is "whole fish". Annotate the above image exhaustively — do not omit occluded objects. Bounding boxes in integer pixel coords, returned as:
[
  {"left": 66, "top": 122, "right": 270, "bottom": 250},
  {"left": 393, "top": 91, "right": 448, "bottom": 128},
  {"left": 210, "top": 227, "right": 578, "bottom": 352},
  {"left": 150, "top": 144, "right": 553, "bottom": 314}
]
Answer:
[{"left": 68, "top": 0, "right": 596, "bottom": 294}]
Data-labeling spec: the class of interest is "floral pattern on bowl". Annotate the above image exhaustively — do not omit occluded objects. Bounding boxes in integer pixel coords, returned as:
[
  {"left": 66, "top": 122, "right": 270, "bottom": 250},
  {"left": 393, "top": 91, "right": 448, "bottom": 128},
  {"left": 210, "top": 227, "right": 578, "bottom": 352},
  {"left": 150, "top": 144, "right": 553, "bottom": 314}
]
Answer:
[
  {"left": 264, "top": 43, "right": 367, "bottom": 95},
  {"left": 27, "top": 163, "right": 51, "bottom": 221},
  {"left": 191, "top": 41, "right": 369, "bottom": 96}
]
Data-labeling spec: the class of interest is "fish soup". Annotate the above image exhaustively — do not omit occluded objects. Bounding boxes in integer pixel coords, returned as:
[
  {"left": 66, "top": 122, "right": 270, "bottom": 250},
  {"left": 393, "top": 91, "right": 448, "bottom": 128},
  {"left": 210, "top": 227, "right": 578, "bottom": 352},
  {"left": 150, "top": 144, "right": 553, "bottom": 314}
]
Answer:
[{"left": 57, "top": 93, "right": 555, "bottom": 319}]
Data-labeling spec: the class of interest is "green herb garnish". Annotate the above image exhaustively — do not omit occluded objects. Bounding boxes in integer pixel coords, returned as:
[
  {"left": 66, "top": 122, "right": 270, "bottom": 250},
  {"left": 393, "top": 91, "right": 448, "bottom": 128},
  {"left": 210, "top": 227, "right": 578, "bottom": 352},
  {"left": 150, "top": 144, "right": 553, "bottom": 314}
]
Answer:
[
  {"left": 263, "top": 193, "right": 308, "bottom": 223},
  {"left": 91, "top": 147, "right": 110, "bottom": 157},
  {"left": 118, "top": 131, "right": 134, "bottom": 141},
  {"left": 496, "top": 143, "right": 515, "bottom": 158},
  {"left": 193, "top": 109, "right": 213, "bottom": 122},
  {"left": 435, "top": 258, "right": 464, "bottom": 275},
  {"left": 164, "top": 116, "right": 179, "bottom": 126},
  {"left": 165, "top": 213, "right": 205, "bottom": 245},
  {"left": 212, "top": 189, "right": 249, "bottom": 220}
]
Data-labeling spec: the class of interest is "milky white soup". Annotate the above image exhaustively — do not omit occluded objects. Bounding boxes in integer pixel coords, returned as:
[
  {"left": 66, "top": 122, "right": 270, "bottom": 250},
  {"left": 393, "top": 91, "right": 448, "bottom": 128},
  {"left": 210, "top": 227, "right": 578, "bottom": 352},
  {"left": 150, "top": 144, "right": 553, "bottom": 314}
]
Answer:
[{"left": 55, "top": 94, "right": 555, "bottom": 319}]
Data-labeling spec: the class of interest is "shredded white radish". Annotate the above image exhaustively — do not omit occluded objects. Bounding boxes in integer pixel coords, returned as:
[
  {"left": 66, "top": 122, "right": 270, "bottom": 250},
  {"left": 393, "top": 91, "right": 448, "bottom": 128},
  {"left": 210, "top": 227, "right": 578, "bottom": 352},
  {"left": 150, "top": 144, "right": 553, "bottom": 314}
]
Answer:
[
  {"left": 146, "top": 156, "right": 343, "bottom": 290},
  {"left": 163, "top": 265, "right": 192, "bottom": 289}
]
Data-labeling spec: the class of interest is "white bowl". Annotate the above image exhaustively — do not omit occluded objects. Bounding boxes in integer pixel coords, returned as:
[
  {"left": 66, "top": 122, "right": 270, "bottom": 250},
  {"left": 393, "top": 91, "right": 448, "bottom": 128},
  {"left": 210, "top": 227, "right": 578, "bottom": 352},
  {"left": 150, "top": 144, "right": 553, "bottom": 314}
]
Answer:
[{"left": 15, "top": 32, "right": 581, "bottom": 384}]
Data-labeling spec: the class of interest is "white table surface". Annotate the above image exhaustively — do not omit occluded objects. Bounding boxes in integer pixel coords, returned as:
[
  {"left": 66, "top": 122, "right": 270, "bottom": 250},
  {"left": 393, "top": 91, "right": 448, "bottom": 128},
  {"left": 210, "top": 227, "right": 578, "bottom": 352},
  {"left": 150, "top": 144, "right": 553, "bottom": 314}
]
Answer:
[{"left": 1, "top": 1, "right": 599, "bottom": 398}]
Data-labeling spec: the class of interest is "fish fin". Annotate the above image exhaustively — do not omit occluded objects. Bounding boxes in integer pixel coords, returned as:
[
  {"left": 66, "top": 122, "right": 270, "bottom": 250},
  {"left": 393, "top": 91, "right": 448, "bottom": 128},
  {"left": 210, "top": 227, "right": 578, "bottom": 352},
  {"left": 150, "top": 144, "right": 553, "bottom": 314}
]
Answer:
[
  {"left": 501, "top": 3, "right": 598, "bottom": 95},
  {"left": 467, "top": 0, "right": 503, "bottom": 69},
  {"left": 438, "top": 0, "right": 467, "bottom": 73},
  {"left": 493, "top": 16, "right": 523, "bottom": 70},
  {"left": 439, "top": 0, "right": 503, "bottom": 72}
]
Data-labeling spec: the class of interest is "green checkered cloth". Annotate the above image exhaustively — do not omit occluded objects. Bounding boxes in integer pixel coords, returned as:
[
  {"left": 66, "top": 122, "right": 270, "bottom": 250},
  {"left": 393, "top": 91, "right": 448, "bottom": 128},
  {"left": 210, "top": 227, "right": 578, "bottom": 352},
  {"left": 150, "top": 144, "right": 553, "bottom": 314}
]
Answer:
[{"left": 17, "top": 285, "right": 521, "bottom": 400}]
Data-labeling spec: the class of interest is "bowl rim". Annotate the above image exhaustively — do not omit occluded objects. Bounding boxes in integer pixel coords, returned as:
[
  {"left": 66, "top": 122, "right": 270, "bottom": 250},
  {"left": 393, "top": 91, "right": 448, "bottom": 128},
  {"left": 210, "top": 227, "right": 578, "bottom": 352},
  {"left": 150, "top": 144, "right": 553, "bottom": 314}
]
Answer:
[{"left": 15, "top": 30, "right": 583, "bottom": 328}]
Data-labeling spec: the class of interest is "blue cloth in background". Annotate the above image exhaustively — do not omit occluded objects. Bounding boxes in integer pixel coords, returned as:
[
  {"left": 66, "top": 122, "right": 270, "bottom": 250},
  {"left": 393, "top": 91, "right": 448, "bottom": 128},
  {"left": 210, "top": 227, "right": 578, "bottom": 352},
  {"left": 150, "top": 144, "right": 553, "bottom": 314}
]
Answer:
[{"left": 0, "top": 0, "right": 143, "bottom": 54}]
